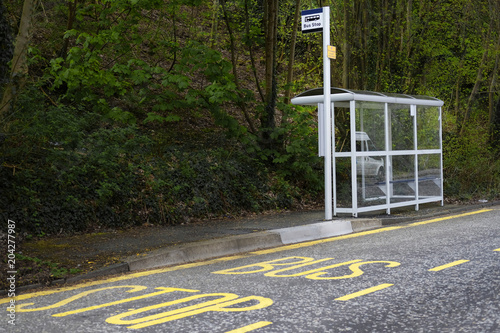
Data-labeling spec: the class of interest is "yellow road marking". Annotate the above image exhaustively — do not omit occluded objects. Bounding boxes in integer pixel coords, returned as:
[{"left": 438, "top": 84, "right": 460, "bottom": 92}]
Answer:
[
  {"left": 16, "top": 285, "right": 147, "bottom": 312},
  {"left": 213, "top": 256, "right": 326, "bottom": 275},
  {"left": 1, "top": 208, "right": 492, "bottom": 304},
  {"left": 251, "top": 226, "right": 404, "bottom": 255},
  {"left": 305, "top": 261, "right": 400, "bottom": 280},
  {"left": 494, "top": 248, "right": 500, "bottom": 252},
  {"left": 409, "top": 209, "right": 492, "bottom": 226},
  {"left": 266, "top": 259, "right": 362, "bottom": 278},
  {"left": 335, "top": 283, "right": 393, "bottom": 301},
  {"left": 225, "top": 321, "right": 273, "bottom": 333},
  {"left": 107, "top": 295, "right": 274, "bottom": 329},
  {"left": 52, "top": 287, "right": 198, "bottom": 317},
  {"left": 0, "top": 255, "right": 248, "bottom": 305},
  {"left": 429, "top": 260, "right": 470, "bottom": 272}
]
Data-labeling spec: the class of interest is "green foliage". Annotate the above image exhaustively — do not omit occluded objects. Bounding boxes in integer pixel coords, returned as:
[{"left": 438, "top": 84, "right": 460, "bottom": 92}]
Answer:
[
  {"left": 0, "top": 89, "right": 296, "bottom": 235},
  {"left": 443, "top": 119, "right": 500, "bottom": 200},
  {"left": 0, "top": 1, "right": 13, "bottom": 85},
  {"left": 2, "top": 0, "right": 500, "bottom": 239},
  {"left": 150, "top": 147, "right": 282, "bottom": 220},
  {"left": 268, "top": 103, "right": 323, "bottom": 193},
  {"left": 49, "top": 3, "right": 244, "bottom": 132},
  {"left": 0, "top": 88, "right": 153, "bottom": 233}
]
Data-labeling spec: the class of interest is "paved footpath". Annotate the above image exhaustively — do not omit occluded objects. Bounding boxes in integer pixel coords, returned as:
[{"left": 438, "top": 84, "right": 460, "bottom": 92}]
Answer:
[{"left": 7, "top": 201, "right": 497, "bottom": 292}]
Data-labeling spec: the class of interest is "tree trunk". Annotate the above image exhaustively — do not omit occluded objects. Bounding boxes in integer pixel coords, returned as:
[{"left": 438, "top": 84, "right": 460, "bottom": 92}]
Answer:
[
  {"left": 284, "top": 0, "right": 301, "bottom": 105},
  {"left": 210, "top": 0, "right": 219, "bottom": 48},
  {"left": 220, "top": 0, "right": 256, "bottom": 133},
  {"left": 260, "top": 0, "right": 278, "bottom": 147},
  {"left": 0, "top": 0, "right": 36, "bottom": 119},
  {"left": 488, "top": 34, "right": 500, "bottom": 140},
  {"left": 244, "top": 0, "right": 264, "bottom": 103},
  {"left": 460, "top": 26, "right": 492, "bottom": 135},
  {"left": 59, "top": 0, "right": 78, "bottom": 58},
  {"left": 342, "top": 0, "right": 350, "bottom": 88}
]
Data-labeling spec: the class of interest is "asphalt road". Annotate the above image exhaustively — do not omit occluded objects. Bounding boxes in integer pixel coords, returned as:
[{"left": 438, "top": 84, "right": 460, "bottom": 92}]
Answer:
[{"left": 3, "top": 206, "right": 500, "bottom": 332}]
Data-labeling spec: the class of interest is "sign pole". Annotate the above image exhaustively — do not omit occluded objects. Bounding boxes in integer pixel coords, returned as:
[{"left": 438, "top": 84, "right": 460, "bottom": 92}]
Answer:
[
  {"left": 323, "top": 6, "right": 332, "bottom": 220},
  {"left": 301, "top": 6, "right": 332, "bottom": 221}
]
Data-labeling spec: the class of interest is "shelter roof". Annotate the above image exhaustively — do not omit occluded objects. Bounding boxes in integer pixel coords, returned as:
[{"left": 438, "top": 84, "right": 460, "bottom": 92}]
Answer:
[{"left": 291, "top": 87, "right": 444, "bottom": 107}]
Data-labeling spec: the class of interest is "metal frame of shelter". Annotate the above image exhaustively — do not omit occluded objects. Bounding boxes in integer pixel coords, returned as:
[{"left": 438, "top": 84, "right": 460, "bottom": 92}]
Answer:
[{"left": 292, "top": 87, "right": 444, "bottom": 217}]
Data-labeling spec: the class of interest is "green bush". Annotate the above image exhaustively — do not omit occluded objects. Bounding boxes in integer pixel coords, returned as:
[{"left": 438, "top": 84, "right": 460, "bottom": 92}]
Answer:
[
  {"left": 266, "top": 103, "right": 323, "bottom": 194},
  {"left": 0, "top": 89, "right": 152, "bottom": 233},
  {"left": 443, "top": 123, "right": 500, "bottom": 200},
  {"left": 0, "top": 89, "right": 303, "bottom": 235}
]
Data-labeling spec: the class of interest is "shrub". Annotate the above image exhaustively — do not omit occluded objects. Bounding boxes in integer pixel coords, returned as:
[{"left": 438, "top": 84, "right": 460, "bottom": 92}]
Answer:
[
  {"left": 443, "top": 123, "right": 500, "bottom": 200},
  {"left": 0, "top": 89, "right": 303, "bottom": 235}
]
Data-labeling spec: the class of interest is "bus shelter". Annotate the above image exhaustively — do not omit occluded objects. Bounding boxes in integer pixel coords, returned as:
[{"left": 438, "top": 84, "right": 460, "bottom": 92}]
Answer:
[{"left": 291, "top": 88, "right": 444, "bottom": 217}]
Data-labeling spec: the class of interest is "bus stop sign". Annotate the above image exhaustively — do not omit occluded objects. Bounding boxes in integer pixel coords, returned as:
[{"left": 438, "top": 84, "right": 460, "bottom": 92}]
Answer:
[{"left": 301, "top": 8, "right": 324, "bottom": 34}]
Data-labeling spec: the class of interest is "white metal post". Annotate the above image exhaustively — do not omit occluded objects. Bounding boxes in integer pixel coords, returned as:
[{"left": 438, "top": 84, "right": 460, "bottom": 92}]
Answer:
[
  {"left": 412, "top": 104, "right": 419, "bottom": 211},
  {"left": 323, "top": 6, "right": 332, "bottom": 220},
  {"left": 318, "top": 103, "right": 324, "bottom": 156},
  {"left": 439, "top": 107, "right": 444, "bottom": 206},
  {"left": 331, "top": 101, "right": 337, "bottom": 216},
  {"left": 384, "top": 102, "right": 390, "bottom": 214},
  {"left": 350, "top": 100, "right": 357, "bottom": 217}
]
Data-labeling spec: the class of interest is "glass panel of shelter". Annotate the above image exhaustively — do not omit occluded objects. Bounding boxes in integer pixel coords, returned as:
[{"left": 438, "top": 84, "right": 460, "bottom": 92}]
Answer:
[
  {"left": 417, "top": 106, "right": 440, "bottom": 150},
  {"left": 347, "top": 101, "right": 428, "bottom": 209},
  {"left": 354, "top": 101, "right": 387, "bottom": 208},
  {"left": 417, "top": 154, "right": 442, "bottom": 198},
  {"left": 389, "top": 104, "right": 414, "bottom": 151},
  {"left": 335, "top": 157, "right": 352, "bottom": 209},
  {"left": 326, "top": 93, "right": 443, "bottom": 216}
]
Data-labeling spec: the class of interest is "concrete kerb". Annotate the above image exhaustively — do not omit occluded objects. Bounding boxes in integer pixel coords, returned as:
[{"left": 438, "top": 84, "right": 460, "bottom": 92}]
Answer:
[
  {"left": 96, "top": 202, "right": 499, "bottom": 278},
  {"left": 11, "top": 202, "right": 498, "bottom": 292},
  {"left": 272, "top": 220, "right": 354, "bottom": 244},
  {"left": 58, "top": 219, "right": 371, "bottom": 285},
  {"left": 125, "top": 231, "right": 284, "bottom": 271},
  {"left": 125, "top": 219, "right": 366, "bottom": 271}
]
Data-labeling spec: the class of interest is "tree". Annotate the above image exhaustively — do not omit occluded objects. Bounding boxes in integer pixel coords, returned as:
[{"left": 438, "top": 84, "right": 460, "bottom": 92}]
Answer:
[
  {"left": 283, "top": 0, "right": 301, "bottom": 104},
  {"left": 260, "top": 0, "right": 278, "bottom": 149},
  {"left": 0, "top": 1, "right": 13, "bottom": 86},
  {"left": 219, "top": 0, "right": 257, "bottom": 133},
  {"left": 0, "top": 0, "right": 35, "bottom": 121}
]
